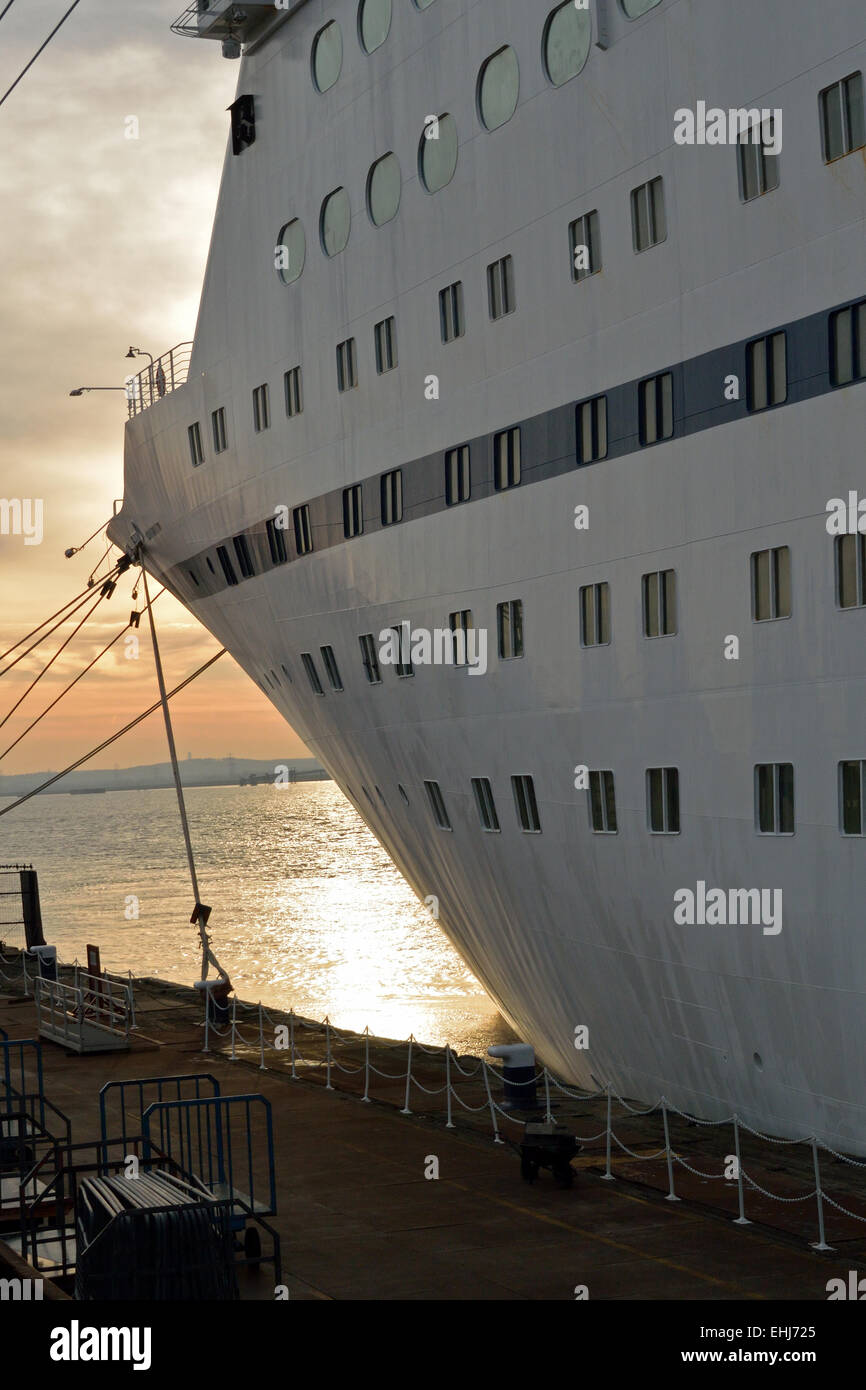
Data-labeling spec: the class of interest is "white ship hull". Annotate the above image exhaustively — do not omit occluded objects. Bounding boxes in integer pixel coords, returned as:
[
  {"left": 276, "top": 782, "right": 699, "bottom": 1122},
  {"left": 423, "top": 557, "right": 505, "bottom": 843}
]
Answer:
[{"left": 110, "top": 0, "right": 866, "bottom": 1150}]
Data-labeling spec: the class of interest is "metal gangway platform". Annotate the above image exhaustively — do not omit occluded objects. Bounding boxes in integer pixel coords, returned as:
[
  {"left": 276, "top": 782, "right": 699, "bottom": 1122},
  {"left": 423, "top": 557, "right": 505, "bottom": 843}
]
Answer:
[{"left": 35, "top": 975, "right": 131, "bottom": 1053}]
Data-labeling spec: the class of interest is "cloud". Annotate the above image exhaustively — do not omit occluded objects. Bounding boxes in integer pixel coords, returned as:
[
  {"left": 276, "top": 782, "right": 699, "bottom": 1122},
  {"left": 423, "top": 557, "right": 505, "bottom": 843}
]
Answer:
[{"left": 0, "top": 2, "right": 310, "bottom": 773}]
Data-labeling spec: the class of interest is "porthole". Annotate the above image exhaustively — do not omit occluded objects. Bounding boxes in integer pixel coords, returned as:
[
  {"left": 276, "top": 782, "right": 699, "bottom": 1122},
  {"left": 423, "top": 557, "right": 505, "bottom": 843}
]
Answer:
[
  {"left": 418, "top": 112, "right": 458, "bottom": 193},
  {"left": 366, "top": 152, "right": 401, "bottom": 226},
  {"left": 621, "top": 0, "right": 663, "bottom": 17},
  {"left": 359, "top": 0, "right": 391, "bottom": 54},
  {"left": 320, "top": 187, "right": 351, "bottom": 257},
  {"left": 543, "top": 2, "right": 591, "bottom": 87},
  {"left": 275, "top": 219, "right": 305, "bottom": 284},
  {"left": 477, "top": 46, "right": 519, "bottom": 132},
  {"left": 312, "top": 21, "right": 343, "bottom": 92}
]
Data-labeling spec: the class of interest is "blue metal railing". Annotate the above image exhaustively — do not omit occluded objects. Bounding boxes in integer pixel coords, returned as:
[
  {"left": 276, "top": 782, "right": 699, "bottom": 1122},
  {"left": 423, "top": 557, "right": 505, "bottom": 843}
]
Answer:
[
  {"left": 142, "top": 1094, "right": 276, "bottom": 1219},
  {"left": 98, "top": 1072, "right": 221, "bottom": 1168}
]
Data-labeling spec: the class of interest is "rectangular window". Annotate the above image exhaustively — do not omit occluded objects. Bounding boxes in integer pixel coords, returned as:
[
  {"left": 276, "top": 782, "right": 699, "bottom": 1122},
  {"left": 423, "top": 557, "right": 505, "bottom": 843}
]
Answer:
[
  {"left": 643, "top": 570, "right": 677, "bottom": 637},
  {"left": 374, "top": 316, "right": 398, "bottom": 374},
  {"left": 511, "top": 775, "right": 541, "bottom": 833},
  {"left": 320, "top": 645, "right": 343, "bottom": 692},
  {"left": 835, "top": 534, "right": 866, "bottom": 609},
  {"left": 252, "top": 383, "right": 270, "bottom": 432},
  {"left": 576, "top": 395, "right": 608, "bottom": 465},
  {"left": 751, "top": 546, "right": 791, "bottom": 620},
  {"left": 380, "top": 469, "right": 403, "bottom": 526},
  {"left": 336, "top": 338, "right": 358, "bottom": 392},
  {"left": 448, "top": 610, "right": 474, "bottom": 666},
  {"left": 737, "top": 117, "right": 780, "bottom": 201},
  {"left": 359, "top": 633, "right": 382, "bottom": 685},
  {"left": 425, "top": 780, "right": 452, "bottom": 831},
  {"left": 755, "top": 763, "right": 794, "bottom": 834},
  {"left": 840, "top": 760, "right": 866, "bottom": 835},
  {"left": 569, "top": 210, "right": 601, "bottom": 282},
  {"left": 284, "top": 366, "right": 303, "bottom": 417},
  {"left": 266, "top": 516, "right": 288, "bottom": 565},
  {"left": 631, "top": 176, "right": 666, "bottom": 252},
  {"left": 301, "top": 653, "right": 324, "bottom": 696},
  {"left": 211, "top": 408, "right": 227, "bottom": 454},
  {"left": 497, "top": 600, "right": 524, "bottom": 660},
  {"left": 232, "top": 533, "right": 255, "bottom": 580},
  {"left": 830, "top": 300, "right": 866, "bottom": 387},
  {"left": 439, "top": 281, "right": 465, "bottom": 343},
  {"left": 188, "top": 422, "right": 204, "bottom": 468},
  {"left": 493, "top": 427, "right": 521, "bottom": 491},
  {"left": 580, "top": 582, "right": 611, "bottom": 647},
  {"left": 445, "top": 445, "right": 471, "bottom": 505},
  {"left": 343, "top": 484, "right": 363, "bottom": 539},
  {"left": 747, "top": 332, "right": 787, "bottom": 411},
  {"left": 820, "top": 72, "right": 865, "bottom": 162},
  {"left": 639, "top": 372, "right": 674, "bottom": 446},
  {"left": 293, "top": 504, "right": 313, "bottom": 556},
  {"left": 589, "top": 771, "right": 617, "bottom": 833},
  {"left": 487, "top": 255, "right": 515, "bottom": 320},
  {"left": 215, "top": 545, "right": 238, "bottom": 587},
  {"left": 391, "top": 624, "right": 414, "bottom": 678},
  {"left": 647, "top": 767, "right": 680, "bottom": 834},
  {"left": 471, "top": 777, "right": 500, "bottom": 833}
]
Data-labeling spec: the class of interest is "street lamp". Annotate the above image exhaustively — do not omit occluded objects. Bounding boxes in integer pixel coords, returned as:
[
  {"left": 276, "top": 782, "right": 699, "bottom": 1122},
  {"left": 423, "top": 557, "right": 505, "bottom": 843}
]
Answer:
[
  {"left": 69, "top": 387, "right": 129, "bottom": 396},
  {"left": 125, "top": 346, "right": 154, "bottom": 367}
]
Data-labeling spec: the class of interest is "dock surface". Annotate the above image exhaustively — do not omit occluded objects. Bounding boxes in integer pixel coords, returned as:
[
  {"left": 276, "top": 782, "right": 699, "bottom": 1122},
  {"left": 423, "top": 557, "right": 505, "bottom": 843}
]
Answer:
[{"left": 1, "top": 971, "right": 863, "bottom": 1301}]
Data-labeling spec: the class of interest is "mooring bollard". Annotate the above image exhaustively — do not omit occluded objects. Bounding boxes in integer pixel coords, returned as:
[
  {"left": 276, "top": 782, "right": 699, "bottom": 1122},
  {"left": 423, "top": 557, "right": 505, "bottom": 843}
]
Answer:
[{"left": 487, "top": 1043, "right": 540, "bottom": 1111}]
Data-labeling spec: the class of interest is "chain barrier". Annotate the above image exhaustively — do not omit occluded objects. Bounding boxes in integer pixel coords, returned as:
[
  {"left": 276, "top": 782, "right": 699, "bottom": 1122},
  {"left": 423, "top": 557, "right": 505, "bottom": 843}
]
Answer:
[{"left": 3, "top": 946, "right": 865, "bottom": 1250}]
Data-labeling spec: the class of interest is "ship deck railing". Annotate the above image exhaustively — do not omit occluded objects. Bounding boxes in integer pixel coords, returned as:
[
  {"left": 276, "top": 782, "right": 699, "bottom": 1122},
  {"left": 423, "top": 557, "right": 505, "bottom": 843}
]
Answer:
[
  {"left": 171, "top": 1, "right": 277, "bottom": 42},
  {"left": 126, "top": 342, "right": 193, "bottom": 418}
]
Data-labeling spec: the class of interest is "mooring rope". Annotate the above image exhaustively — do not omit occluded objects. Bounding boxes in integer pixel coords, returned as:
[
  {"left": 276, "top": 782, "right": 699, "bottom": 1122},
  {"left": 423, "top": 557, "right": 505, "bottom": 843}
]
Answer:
[
  {"left": 141, "top": 567, "right": 226, "bottom": 983},
  {"left": 0, "top": 584, "right": 165, "bottom": 763},
  {"left": 0, "top": 649, "right": 226, "bottom": 817},
  {"left": 0, "top": 587, "right": 107, "bottom": 730}
]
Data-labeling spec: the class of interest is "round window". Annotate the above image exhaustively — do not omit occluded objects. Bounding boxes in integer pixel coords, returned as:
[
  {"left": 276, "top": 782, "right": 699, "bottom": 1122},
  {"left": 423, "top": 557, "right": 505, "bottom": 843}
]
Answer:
[
  {"left": 359, "top": 0, "right": 391, "bottom": 54},
  {"left": 543, "top": 2, "right": 591, "bottom": 87},
  {"left": 320, "top": 187, "right": 351, "bottom": 257},
  {"left": 621, "top": 0, "right": 663, "bottom": 18},
  {"left": 312, "top": 21, "right": 342, "bottom": 92},
  {"left": 275, "top": 219, "right": 305, "bottom": 284},
  {"left": 418, "top": 112, "right": 458, "bottom": 193},
  {"left": 478, "top": 46, "right": 519, "bottom": 132},
  {"left": 367, "top": 152, "right": 401, "bottom": 225}
]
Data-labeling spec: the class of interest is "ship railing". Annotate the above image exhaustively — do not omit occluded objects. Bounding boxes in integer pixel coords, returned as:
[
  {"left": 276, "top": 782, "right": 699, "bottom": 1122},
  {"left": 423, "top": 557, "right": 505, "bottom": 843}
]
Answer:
[
  {"left": 125, "top": 342, "right": 193, "bottom": 419},
  {"left": 171, "top": 1, "right": 276, "bottom": 42}
]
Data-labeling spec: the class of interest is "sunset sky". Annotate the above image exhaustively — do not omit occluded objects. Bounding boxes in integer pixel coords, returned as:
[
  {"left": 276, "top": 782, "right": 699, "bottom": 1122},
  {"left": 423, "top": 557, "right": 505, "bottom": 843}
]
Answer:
[{"left": 0, "top": 0, "right": 310, "bottom": 774}]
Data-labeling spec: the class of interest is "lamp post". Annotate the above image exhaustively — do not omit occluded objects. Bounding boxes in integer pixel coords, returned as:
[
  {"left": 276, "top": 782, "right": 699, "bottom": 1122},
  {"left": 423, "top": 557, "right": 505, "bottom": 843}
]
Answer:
[
  {"left": 126, "top": 346, "right": 155, "bottom": 403},
  {"left": 69, "top": 387, "right": 129, "bottom": 395}
]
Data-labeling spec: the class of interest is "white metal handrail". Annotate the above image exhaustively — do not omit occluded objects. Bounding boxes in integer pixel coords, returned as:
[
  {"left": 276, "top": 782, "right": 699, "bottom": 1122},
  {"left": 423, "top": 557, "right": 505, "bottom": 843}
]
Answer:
[{"left": 126, "top": 342, "right": 193, "bottom": 418}]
